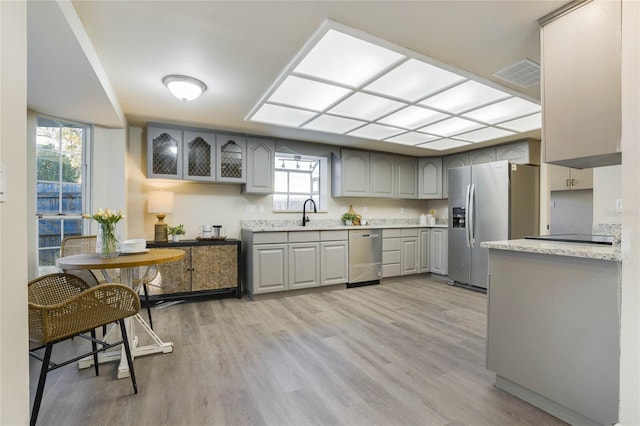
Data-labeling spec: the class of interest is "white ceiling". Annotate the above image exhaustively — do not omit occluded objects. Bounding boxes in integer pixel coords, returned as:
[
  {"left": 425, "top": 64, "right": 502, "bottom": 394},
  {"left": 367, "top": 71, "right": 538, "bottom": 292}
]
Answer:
[{"left": 27, "top": 0, "right": 568, "bottom": 156}]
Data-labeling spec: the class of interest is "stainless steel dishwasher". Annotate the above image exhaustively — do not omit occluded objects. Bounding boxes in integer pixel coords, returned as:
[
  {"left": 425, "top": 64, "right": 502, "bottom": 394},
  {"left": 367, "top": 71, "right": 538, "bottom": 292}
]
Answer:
[{"left": 348, "top": 229, "right": 382, "bottom": 288}]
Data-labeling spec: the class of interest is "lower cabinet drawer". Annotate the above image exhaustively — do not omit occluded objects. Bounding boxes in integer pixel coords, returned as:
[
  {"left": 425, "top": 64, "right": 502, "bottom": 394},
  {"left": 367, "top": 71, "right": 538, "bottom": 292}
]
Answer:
[
  {"left": 383, "top": 264, "right": 401, "bottom": 278},
  {"left": 383, "top": 250, "right": 401, "bottom": 264}
]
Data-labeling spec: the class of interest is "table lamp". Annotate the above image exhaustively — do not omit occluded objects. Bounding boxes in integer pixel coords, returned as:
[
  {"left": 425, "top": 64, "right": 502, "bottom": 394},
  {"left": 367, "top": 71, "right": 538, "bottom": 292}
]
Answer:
[{"left": 148, "top": 190, "right": 174, "bottom": 243}]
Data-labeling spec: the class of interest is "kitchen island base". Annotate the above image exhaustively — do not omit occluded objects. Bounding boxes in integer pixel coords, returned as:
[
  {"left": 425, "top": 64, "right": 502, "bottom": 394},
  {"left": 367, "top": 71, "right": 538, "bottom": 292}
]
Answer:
[
  {"left": 486, "top": 248, "right": 619, "bottom": 426},
  {"left": 494, "top": 376, "right": 603, "bottom": 426}
]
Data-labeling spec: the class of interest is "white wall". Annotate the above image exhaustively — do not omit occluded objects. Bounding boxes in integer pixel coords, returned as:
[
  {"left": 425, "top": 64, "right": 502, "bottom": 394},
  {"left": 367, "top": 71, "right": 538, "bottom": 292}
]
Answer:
[
  {"left": 619, "top": 0, "right": 640, "bottom": 423},
  {"left": 0, "top": 1, "right": 29, "bottom": 424},
  {"left": 126, "top": 127, "right": 432, "bottom": 240},
  {"left": 593, "top": 165, "right": 622, "bottom": 224},
  {"left": 91, "top": 126, "right": 127, "bottom": 236}
]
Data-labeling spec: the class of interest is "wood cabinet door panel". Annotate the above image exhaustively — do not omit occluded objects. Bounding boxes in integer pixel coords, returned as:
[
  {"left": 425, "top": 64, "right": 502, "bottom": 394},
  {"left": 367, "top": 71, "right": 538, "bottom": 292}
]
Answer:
[
  {"left": 151, "top": 247, "right": 192, "bottom": 294},
  {"left": 191, "top": 245, "right": 238, "bottom": 291}
]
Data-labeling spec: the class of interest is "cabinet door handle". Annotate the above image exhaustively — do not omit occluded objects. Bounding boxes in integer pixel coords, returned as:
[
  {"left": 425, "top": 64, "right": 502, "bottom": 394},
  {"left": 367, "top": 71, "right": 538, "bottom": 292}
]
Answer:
[
  {"left": 571, "top": 179, "right": 576, "bottom": 187},
  {"left": 566, "top": 179, "right": 571, "bottom": 187}
]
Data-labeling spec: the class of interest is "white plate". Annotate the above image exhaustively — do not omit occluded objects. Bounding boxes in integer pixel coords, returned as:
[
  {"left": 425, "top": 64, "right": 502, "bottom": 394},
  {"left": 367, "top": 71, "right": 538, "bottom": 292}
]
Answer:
[{"left": 121, "top": 249, "right": 149, "bottom": 255}]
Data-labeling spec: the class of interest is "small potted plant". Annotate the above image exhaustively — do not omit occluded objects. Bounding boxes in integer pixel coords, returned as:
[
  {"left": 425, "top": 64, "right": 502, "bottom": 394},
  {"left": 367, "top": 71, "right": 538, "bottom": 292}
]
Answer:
[
  {"left": 168, "top": 224, "right": 186, "bottom": 242},
  {"left": 341, "top": 212, "right": 357, "bottom": 226}
]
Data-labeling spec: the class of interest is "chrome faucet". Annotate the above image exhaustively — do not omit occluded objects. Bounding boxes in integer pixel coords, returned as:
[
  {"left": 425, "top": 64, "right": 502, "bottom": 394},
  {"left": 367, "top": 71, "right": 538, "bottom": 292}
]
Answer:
[{"left": 302, "top": 198, "right": 317, "bottom": 226}]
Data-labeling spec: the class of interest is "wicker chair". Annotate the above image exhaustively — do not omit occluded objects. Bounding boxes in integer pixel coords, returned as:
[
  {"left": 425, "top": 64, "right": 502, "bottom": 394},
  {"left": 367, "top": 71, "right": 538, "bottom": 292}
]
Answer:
[
  {"left": 61, "top": 236, "right": 156, "bottom": 329},
  {"left": 28, "top": 273, "right": 140, "bottom": 426}
]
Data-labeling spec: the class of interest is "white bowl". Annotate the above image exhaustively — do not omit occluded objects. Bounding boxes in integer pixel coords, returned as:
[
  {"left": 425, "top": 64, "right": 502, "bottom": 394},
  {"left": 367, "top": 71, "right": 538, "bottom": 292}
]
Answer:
[{"left": 122, "top": 239, "right": 146, "bottom": 253}]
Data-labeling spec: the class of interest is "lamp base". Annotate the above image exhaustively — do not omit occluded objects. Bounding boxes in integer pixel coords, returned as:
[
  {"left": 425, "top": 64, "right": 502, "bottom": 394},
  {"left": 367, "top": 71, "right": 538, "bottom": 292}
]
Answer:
[{"left": 154, "top": 214, "right": 168, "bottom": 243}]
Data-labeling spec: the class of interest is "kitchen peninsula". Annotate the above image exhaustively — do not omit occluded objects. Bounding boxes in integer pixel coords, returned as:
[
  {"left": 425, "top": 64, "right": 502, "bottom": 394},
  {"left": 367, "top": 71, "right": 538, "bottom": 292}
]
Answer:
[{"left": 482, "top": 236, "right": 621, "bottom": 426}]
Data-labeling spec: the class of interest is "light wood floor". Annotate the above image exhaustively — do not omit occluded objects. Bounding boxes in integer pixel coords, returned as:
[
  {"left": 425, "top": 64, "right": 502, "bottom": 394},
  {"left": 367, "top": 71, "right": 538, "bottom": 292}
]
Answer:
[{"left": 29, "top": 275, "right": 566, "bottom": 425}]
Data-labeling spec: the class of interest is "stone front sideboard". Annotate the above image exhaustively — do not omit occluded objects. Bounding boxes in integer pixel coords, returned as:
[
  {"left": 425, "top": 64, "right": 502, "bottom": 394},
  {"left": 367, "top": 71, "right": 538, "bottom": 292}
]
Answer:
[{"left": 146, "top": 239, "right": 241, "bottom": 301}]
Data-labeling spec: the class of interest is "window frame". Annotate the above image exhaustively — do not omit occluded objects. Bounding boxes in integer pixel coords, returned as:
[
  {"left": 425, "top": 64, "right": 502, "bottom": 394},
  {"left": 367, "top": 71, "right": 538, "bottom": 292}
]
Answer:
[
  {"left": 273, "top": 153, "right": 327, "bottom": 213},
  {"left": 34, "top": 115, "right": 92, "bottom": 276}
]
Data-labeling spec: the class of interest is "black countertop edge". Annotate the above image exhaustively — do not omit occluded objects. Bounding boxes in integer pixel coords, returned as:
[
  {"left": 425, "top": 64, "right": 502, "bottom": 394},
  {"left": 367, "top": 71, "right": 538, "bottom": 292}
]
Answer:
[{"left": 147, "top": 238, "right": 240, "bottom": 248}]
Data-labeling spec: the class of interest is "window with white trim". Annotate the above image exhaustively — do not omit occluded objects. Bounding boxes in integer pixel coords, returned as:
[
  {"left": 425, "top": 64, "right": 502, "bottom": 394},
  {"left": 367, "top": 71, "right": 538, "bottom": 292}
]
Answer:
[
  {"left": 35, "top": 116, "right": 90, "bottom": 276},
  {"left": 273, "top": 154, "right": 326, "bottom": 212}
]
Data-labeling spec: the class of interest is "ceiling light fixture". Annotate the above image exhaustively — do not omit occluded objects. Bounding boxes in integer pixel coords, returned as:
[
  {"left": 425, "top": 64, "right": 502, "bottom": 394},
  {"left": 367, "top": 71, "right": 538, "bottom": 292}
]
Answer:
[
  {"left": 246, "top": 20, "right": 541, "bottom": 151},
  {"left": 162, "top": 75, "right": 207, "bottom": 101}
]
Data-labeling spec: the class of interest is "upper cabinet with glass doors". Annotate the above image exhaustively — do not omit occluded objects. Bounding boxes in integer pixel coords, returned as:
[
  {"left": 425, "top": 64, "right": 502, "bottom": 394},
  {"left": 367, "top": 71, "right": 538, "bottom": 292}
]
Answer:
[
  {"left": 215, "top": 134, "right": 247, "bottom": 183},
  {"left": 147, "top": 125, "right": 215, "bottom": 181}
]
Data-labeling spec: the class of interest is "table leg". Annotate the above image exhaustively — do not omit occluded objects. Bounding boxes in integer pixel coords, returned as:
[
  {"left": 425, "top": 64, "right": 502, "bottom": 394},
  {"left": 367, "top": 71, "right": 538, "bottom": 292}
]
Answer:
[{"left": 78, "top": 265, "right": 174, "bottom": 378}]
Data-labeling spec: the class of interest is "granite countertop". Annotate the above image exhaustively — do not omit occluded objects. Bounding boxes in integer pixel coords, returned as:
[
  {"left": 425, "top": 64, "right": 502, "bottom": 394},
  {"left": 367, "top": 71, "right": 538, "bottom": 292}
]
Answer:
[
  {"left": 241, "top": 219, "right": 448, "bottom": 233},
  {"left": 481, "top": 239, "right": 621, "bottom": 262}
]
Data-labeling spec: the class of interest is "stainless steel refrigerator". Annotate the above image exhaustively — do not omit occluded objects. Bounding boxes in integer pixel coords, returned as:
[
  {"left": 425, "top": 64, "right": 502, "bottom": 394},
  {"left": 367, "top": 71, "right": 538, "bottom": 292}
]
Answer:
[{"left": 448, "top": 160, "right": 539, "bottom": 290}]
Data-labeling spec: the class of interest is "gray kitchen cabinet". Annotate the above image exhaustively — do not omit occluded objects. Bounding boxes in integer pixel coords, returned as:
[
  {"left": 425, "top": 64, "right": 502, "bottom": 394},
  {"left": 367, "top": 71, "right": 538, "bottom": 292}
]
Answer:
[
  {"left": 320, "top": 230, "right": 348, "bottom": 285},
  {"left": 289, "top": 242, "right": 320, "bottom": 289},
  {"left": 147, "top": 126, "right": 184, "bottom": 179},
  {"left": 418, "top": 157, "right": 442, "bottom": 199},
  {"left": 244, "top": 137, "right": 275, "bottom": 194},
  {"left": 429, "top": 228, "right": 448, "bottom": 275},
  {"left": 382, "top": 228, "right": 418, "bottom": 277},
  {"left": 320, "top": 241, "right": 348, "bottom": 285},
  {"left": 468, "top": 147, "right": 496, "bottom": 165},
  {"left": 395, "top": 156, "right": 418, "bottom": 199},
  {"left": 540, "top": 0, "right": 621, "bottom": 168},
  {"left": 332, "top": 149, "right": 370, "bottom": 197},
  {"left": 251, "top": 243, "right": 288, "bottom": 294},
  {"left": 215, "top": 133, "right": 247, "bottom": 183},
  {"left": 419, "top": 228, "right": 430, "bottom": 273},
  {"left": 442, "top": 152, "right": 469, "bottom": 198},
  {"left": 183, "top": 130, "right": 217, "bottom": 181},
  {"left": 369, "top": 152, "right": 395, "bottom": 197},
  {"left": 382, "top": 229, "right": 402, "bottom": 278},
  {"left": 549, "top": 164, "right": 593, "bottom": 191},
  {"left": 401, "top": 235, "right": 419, "bottom": 275},
  {"left": 496, "top": 139, "right": 540, "bottom": 165},
  {"left": 147, "top": 125, "right": 218, "bottom": 181}
]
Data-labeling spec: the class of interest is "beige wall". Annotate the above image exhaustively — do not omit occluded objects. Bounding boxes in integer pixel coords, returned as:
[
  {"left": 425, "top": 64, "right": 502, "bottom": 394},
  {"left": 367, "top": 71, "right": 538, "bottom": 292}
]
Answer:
[
  {"left": 0, "top": 1, "right": 29, "bottom": 424},
  {"left": 126, "top": 127, "right": 432, "bottom": 240},
  {"left": 593, "top": 165, "right": 622, "bottom": 224}
]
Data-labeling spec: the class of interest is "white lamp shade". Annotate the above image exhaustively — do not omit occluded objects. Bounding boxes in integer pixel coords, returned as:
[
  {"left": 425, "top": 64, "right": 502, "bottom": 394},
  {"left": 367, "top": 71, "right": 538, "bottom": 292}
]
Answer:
[
  {"left": 163, "top": 75, "right": 207, "bottom": 101},
  {"left": 148, "top": 191, "right": 174, "bottom": 213}
]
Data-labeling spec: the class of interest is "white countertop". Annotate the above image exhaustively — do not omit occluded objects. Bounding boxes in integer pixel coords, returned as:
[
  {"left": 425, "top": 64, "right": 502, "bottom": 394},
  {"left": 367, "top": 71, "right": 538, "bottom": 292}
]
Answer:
[
  {"left": 481, "top": 239, "right": 621, "bottom": 262},
  {"left": 243, "top": 223, "right": 448, "bottom": 232}
]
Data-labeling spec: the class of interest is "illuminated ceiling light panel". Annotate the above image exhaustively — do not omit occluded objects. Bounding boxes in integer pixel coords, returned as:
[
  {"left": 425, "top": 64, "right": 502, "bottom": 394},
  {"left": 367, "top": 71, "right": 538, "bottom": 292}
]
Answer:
[
  {"left": 303, "top": 114, "right": 366, "bottom": 134},
  {"left": 418, "top": 117, "right": 484, "bottom": 137},
  {"left": 329, "top": 92, "right": 406, "bottom": 121},
  {"left": 364, "top": 59, "right": 466, "bottom": 102},
  {"left": 385, "top": 132, "right": 440, "bottom": 145},
  {"left": 248, "top": 20, "right": 542, "bottom": 151},
  {"left": 268, "top": 76, "right": 351, "bottom": 111},
  {"left": 294, "top": 29, "right": 405, "bottom": 88},
  {"left": 462, "top": 97, "right": 541, "bottom": 124},
  {"left": 348, "top": 123, "right": 405, "bottom": 140},
  {"left": 251, "top": 104, "right": 317, "bottom": 127},
  {"left": 455, "top": 127, "right": 516, "bottom": 143},
  {"left": 417, "top": 138, "right": 471, "bottom": 151},
  {"left": 378, "top": 105, "right": 449, "bottom": 130},
  {"left": 419, "top": 80, "right": 511, "bottom": 113},
  {"left": 497, "top": 112, "right": 542, "bottom": 132}
]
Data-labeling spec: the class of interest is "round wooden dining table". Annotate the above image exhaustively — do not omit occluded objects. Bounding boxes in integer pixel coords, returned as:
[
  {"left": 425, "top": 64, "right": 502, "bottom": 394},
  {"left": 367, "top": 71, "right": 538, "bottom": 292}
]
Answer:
[{"left": 56, "top": 248, "right": 185, "bottom": 378}]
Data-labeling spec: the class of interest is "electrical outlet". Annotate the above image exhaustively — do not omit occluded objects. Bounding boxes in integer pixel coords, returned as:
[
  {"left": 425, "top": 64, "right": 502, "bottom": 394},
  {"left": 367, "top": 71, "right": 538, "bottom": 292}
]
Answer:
[
  {"left": 258, "top": 204, "right": 265, "bottom": 213},
  {"left": 363, "top": 206, "right": 368, "bottom": 214},
  {"left": 616, "top": 199, "right": 623, "bottom": 213},
  {"left": 400, "top": 207, "right": 405, "bottom": 214},
  {"left": 246, "top": 204, "right": 256, "bottom": 213}
]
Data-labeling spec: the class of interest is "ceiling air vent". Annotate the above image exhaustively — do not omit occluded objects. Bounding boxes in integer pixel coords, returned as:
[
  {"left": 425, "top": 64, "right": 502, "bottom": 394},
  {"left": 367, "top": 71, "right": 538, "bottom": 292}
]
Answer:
[{"left": 492, "top": 59, "right": 540, "bottom": 88}]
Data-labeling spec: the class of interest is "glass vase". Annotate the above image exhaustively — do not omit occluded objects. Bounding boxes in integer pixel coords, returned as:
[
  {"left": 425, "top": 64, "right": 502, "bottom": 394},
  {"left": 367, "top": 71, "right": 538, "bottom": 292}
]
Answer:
[{"left": 96, "top": 222, "right": 121, "bottom": 258}]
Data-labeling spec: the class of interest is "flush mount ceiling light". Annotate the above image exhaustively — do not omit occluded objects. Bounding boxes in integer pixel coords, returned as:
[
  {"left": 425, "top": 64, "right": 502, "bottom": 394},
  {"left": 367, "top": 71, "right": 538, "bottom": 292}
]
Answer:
[
  {"left": 162, "top": 75, "right": 207, "bottom": 101},
  {"left": 246, "top": 20, "right": 541, "bottom": 151}
]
